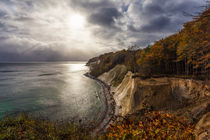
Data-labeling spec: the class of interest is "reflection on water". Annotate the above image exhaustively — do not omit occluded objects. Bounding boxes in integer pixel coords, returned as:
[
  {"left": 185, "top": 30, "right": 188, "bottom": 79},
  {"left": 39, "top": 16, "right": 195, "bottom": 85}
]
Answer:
[
  {"left": 65, "top": 63, "right": 86, "bottom": 72},
  {"left": 0, "top": 62, "right": 106, "bottom": 124}
]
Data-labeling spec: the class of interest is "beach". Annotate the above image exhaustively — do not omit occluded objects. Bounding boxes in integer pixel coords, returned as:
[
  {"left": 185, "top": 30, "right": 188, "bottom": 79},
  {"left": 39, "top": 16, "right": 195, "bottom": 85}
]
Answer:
[{"left": 84, "top": 73, "right": 118, "bottom": 134}]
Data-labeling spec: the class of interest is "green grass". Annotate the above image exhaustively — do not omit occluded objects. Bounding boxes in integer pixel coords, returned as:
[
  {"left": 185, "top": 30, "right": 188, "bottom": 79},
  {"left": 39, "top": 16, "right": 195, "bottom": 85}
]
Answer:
[{"left": 0, "top": 114, "right": 91, "bottom": 140}]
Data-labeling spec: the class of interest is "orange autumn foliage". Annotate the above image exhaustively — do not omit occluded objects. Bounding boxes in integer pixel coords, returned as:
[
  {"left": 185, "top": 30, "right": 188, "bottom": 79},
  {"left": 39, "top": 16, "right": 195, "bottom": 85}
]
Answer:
[{"left": 106, "top": 111, "right": 195, "bottom": 140}]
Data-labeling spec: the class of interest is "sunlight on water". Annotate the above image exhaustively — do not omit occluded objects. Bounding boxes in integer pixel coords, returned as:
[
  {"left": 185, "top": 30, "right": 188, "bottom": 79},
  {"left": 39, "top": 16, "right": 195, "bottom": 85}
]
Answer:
[
  {"left": 64, "top": 63, "right": 87, "bottom": 72},
  {"left": 0, "top": 62, "right": 106, "bottom": 124}
]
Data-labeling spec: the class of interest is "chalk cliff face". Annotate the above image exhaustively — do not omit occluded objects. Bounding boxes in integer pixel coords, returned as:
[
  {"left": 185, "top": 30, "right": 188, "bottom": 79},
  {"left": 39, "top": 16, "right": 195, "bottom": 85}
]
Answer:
[
  {"left": 98, "top": 65, "right": 127, "bottom": 87},
  {"left": 112, "top": 72, "right": 135, "bottom": 116},
  {"left": 98, "top": 65, "right": 210, "bottom": 118}
]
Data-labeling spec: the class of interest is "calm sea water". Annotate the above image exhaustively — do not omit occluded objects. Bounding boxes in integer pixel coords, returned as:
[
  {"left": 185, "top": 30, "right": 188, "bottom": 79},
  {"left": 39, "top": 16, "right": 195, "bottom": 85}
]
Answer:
[{"left": 0, "top": 62, "right": 105, "bottom": 124}]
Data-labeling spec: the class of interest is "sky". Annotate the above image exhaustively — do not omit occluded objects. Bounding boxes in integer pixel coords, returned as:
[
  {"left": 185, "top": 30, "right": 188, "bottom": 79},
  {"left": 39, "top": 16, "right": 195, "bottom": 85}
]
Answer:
[{"left": 0, "top": 0, "right": 206, "bottom": 61}]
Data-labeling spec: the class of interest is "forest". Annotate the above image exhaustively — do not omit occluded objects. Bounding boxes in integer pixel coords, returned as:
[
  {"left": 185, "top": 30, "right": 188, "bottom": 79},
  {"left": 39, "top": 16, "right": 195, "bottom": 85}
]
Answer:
[{"left": 88, "top": 8, "right": 210, "bottom": 80}]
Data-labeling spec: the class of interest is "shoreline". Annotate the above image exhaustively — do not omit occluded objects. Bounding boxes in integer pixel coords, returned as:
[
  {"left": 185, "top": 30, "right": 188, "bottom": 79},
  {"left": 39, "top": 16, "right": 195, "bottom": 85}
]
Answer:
[{"left": 84, "top": 73, "right": 118, "bottom": 135}]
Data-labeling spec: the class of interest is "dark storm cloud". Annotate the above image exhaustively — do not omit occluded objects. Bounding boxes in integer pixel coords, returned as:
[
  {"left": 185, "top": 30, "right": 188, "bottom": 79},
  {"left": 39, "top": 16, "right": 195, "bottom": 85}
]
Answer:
[
  {"left": 144, "top": 4, "right": 164, "bottom": 14},
  {"left": 69, "top": 0, "right": 113, "bottom": 11},
  {"left": 141, "top": 0, "right": 201, "bottom": 16},
  {"left": 0, "top": 0, "right": 206, "bottom": 61},
  {"left": 88, "top": 7, "right": 122, "bottom": 28},
  {"left": 72, "top": 0, "right": 205, "bottom": 49},
  {"left": 0, "top": 11, "right": 6, "bottom": 18},
  {"left": 123, "top": 0, "right": 206, "bottom": 47},
  {"left": 0, "top": 0, "right": 12, "bottom": 5},
  {"left": 140, "top": 16, "right": 171, "bottom": 32},
  {"left": 0, "top": 22, "right": 4, "bottom": 28},
  {"left": 69, "top": 0, "right": 122, "bottom": 29}
]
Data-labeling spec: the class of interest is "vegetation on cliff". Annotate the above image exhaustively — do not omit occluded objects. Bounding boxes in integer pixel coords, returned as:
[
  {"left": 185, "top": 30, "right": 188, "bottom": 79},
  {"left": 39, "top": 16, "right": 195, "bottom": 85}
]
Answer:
[
  {"left": 0, "top": 112, "right": 195, "bottom": 140},
  {"left": 88, "top": 8, "right": 210, "bottom": 79},
  {"left": 106, "top": 111, "right": 195, "bottom": 139},
  {"left": 0, "top": 114, "right": 90, "bottom": 140}
]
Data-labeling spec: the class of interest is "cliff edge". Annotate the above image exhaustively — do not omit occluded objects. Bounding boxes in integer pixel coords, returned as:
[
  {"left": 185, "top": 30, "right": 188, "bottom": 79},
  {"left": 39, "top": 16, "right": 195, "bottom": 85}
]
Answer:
[{"left": 98, "top": 65, "right": 210, "bottom": 139}]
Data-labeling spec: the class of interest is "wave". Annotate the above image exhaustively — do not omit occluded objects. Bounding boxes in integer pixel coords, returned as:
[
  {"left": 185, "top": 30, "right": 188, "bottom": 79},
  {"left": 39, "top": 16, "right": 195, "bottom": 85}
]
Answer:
[
  {"left": 38, "top": 72, "right": 62, "bottom": 77},
  {"left": 0, "top": 70, "right": 18, "bottom": 73}
]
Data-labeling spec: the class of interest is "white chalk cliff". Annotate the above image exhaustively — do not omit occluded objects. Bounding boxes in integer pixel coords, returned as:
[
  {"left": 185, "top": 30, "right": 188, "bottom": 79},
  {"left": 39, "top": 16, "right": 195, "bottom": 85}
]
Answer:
[{"left": 99, "top": 64, "right": 209, "bottom": 118}]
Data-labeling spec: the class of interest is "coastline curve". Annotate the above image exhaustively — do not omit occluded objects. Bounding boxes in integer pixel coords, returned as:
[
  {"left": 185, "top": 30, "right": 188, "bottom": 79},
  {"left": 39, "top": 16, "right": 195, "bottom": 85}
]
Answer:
[{"left": 84, "top": 73, "right": 118, "bottom": 135}]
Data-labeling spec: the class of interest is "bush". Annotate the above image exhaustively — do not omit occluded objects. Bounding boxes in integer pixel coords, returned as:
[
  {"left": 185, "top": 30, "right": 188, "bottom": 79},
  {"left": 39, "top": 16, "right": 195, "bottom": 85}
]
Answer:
[{"left": 106, "top": 111, "right": 195, "bottom": 140}]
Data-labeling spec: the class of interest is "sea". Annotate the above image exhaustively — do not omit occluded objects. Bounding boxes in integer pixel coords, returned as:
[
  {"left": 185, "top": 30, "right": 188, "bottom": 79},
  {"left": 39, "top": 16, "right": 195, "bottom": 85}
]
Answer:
[{"left": 0, "top": 62, "right": 106, "bottom": 124}]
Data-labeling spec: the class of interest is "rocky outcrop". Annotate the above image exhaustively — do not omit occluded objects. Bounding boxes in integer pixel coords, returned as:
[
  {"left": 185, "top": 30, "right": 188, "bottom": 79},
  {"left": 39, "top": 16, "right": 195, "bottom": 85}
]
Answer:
[{"left": 98, "top": 65, "right": 210, "bottom": 117}]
